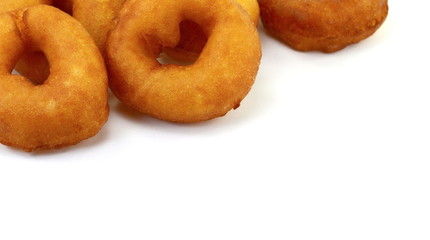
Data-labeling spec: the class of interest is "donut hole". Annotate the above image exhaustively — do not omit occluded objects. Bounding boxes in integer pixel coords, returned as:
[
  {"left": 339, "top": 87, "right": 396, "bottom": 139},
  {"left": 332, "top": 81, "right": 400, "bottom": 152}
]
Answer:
[
  {"left": 14, "top": 51, "right": 50, "bottom": 85},
  {"left": 157, "top": 52, "right": 195, "bottom": 66},
  {"left": 159, "top": 20, "right": 207, "bottom": 66}
]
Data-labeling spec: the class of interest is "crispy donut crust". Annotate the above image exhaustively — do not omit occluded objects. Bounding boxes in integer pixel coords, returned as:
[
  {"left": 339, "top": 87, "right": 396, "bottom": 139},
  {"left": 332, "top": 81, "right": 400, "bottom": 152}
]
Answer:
[
  {"left": 14, "top": 0, "right": 126, "bottom": 84},
  {"left": 259, "top": 0, "right": 389, "bottom": 52},
  {"left": 0, "top": 5, "right": 109, "bottom": 152},
  {"left": 164, "top": 0, "right": 260, "bottom": 62},
  {"left": 107, "top": 0, "right": 262, "bottom": 123}
]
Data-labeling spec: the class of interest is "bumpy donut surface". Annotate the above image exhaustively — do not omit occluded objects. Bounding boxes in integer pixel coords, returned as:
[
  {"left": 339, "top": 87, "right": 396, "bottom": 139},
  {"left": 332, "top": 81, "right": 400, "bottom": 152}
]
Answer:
[
  {"left": 259, "top": 0, "right": 389, "bottom": 52},
  {"left": 164, "top": 0, "right": 260, "bottom": 62},
  {"left": 107, "top": 0, "right": 261, "bottom": 123},
  {"left": 0, "top": 5, "right": 109, "bottom": 152}
]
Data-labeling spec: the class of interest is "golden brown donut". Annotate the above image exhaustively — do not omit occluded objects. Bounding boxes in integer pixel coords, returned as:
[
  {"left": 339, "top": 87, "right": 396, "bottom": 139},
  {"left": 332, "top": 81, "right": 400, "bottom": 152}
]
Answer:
[
  {"left": 164, "top": 0, "right": 260, "bottom": 62},
  {"left": 107, "top": 0, "right": 261, "bottom": 123},
  {"left": 14, "top": 0, "right": 126, "bottom": 84},
  {"left": 0, "top": 5, "right": 109, "bottom": 152},
  {"left": 258, "top": 0, "right": 389, "bottom": 52}
]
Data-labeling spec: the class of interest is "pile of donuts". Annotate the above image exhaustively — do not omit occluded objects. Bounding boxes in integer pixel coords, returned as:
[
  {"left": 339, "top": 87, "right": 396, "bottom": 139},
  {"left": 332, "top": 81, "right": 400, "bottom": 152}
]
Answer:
[{"left": 0, "top": 0, "right": 389, "bottom": 152}]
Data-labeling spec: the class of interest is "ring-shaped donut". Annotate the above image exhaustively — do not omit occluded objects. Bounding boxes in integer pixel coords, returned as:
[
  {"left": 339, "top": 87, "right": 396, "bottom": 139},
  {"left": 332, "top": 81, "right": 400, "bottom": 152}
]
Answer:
[
  {"left": 107, "top": 0, "right": 262, "bottom": 123},
  {"left": 258, "top": 0, "right": 389, "bottom": 52},
  {"left": 0, "top": 5, "right": 109, "bottom": 152}
]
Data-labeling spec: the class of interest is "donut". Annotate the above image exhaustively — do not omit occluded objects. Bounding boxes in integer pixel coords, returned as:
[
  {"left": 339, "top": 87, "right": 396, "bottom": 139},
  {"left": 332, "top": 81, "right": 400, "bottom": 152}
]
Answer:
[
  {"left": 0, "top": 5, "right": 109, "bottom": 152},
  {"left": 258, "top": 0, "right": 389, "bottom": 52},
  {"left": 0, "top": 0, "right": 52, "bottom": 13},
  {"left": 164, "top": 0, "right": 260, "bottom": 62},
  {"left": 106, "top": 0, "right": 261, "bottom": 123},
  {"left": 14, "top": 0, "right": 126, "bottom": 84}
]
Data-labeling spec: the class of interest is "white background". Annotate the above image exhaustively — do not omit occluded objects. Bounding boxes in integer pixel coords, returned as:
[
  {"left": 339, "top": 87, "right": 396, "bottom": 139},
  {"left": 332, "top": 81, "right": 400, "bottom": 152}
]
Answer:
[{"left": 1, "top": 0, "right": 429, "bottom": 239}]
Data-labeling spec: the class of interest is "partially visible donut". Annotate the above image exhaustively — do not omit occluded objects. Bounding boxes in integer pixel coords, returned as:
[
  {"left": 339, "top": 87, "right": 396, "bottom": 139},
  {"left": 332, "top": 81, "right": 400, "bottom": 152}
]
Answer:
[
  {"left": 164, "top": 0, "right": 260, "bottom": 62},
  {"left": 258, "top": 0, "right": 389, "bottom": 52},
  {"left": 107, "top": 0, "right": 261, "bottom": 122},
  {"left": 51, "top": 0, "right": 127, "bottom": 52},
  {"left": 0, "top": 5, "right": 109, "bottom": 152}
]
